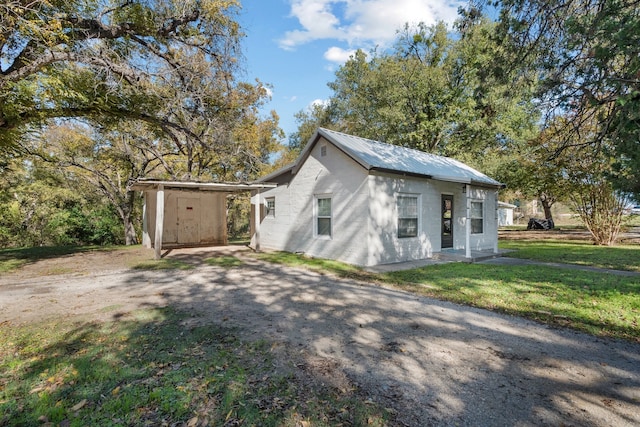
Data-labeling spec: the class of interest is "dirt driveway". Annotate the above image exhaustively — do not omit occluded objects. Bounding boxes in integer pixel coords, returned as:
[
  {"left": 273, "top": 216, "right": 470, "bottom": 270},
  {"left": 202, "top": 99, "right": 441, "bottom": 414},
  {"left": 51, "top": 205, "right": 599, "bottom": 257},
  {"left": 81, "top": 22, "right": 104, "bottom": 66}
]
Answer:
[{"left": 1, "top": 246, "right": 639, "bottom": 426}]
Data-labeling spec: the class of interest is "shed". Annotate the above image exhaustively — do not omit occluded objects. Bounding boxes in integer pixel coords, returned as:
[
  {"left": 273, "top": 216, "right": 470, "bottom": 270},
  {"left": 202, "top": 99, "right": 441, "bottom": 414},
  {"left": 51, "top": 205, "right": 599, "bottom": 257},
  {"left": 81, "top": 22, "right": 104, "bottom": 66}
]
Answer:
[
  {"left": 250, "top": 128, "right": 504, "bottom": 267},
  {"left": 498, "top": 202, "right": 518, "bottom": 226},
  {"left": 130, "top": 180, "right": 276, "bottom": 259}
]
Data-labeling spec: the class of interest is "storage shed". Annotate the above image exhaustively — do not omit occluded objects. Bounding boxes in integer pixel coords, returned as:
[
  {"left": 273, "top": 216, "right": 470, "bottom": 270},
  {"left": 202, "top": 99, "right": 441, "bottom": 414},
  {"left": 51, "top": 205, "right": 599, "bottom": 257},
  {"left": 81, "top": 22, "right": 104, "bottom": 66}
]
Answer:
[{"left": 130, "top": 180, "right": 275, "bottom": 259}]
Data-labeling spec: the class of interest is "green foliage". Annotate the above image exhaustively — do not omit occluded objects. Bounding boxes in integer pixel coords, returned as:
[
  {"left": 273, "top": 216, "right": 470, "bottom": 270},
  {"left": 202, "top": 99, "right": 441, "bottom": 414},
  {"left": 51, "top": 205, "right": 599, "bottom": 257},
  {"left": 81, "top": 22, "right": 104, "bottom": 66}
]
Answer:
[
  {"left": 490, "top": 0, "right": 640, "bottom": 199},
  {"left": 0, "top": 308, "right": 391, "bottom": 426},
  {"left": 292, "top": 17, "right": 538, "bottom": 172},
  {"left": 0, "top": 156, "right": 125, "bottom": 248}
]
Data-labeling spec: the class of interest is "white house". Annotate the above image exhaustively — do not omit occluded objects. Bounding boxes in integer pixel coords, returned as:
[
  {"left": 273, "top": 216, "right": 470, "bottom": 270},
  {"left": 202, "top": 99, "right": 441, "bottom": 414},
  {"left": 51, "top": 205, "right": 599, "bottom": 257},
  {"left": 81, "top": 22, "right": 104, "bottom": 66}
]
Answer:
[{"left": 250, "top": 128, "right": 504, "bottom": 267}]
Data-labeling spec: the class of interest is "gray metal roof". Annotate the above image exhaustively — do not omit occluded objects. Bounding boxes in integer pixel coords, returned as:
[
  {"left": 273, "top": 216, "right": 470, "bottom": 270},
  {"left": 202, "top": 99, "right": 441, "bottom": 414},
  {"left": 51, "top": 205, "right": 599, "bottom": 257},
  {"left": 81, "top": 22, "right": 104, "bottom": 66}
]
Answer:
[
  {"left": 313, "top": 128, "right": 503, "bottom": 187},
  {"left": 259, "top": 128, "right": 503, "bottom": 188}
]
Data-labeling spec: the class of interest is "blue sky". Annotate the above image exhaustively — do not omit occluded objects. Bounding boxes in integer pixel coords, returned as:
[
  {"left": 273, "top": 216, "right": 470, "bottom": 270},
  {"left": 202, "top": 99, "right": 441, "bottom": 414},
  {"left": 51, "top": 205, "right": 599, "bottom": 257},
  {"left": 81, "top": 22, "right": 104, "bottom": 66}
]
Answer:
[{"left": 237, "top": 0, "right": 465, "bottom": 143}]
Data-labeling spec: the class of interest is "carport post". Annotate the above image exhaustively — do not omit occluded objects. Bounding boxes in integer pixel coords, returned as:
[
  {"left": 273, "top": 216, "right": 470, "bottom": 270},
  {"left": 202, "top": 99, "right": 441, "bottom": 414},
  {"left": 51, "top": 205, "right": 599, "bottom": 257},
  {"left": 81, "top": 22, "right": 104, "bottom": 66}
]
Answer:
[
  {"left": 254, "top": 188, "right": 261, "bottom": 252},
  {"left": 465, "top": 184, "right": 471, "bottom": 259},
  {"left": 154, "top": 184, "right": 164, "bottom": 260}
]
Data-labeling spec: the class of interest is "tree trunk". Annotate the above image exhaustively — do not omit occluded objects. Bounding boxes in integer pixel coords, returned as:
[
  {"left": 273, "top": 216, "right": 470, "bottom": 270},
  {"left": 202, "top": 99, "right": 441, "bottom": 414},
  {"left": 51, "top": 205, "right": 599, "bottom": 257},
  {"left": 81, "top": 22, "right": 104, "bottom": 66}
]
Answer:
[
  {"left": 539, "top": 193, "right": 555, "bottom": 221},
  {"left": 120, "top": 190, "right": 138, "bottom": 245}
]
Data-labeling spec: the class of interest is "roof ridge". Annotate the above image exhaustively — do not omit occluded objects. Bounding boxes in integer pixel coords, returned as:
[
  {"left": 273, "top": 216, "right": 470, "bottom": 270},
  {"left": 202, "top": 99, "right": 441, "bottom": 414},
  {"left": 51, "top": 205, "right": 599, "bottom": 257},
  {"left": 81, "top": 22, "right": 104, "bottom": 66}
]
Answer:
[{"left": 319, "top": 127, "right": 452, "bottom": 161}]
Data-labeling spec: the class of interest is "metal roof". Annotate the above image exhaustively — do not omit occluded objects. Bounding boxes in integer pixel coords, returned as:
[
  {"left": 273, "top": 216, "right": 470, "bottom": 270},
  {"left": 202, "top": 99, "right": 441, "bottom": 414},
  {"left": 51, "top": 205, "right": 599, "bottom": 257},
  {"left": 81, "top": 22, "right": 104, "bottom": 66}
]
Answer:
[
  {"left": 287, "top": 128, "right": 503, "bottom": 188},
  {"left": 129, "top": 180, "right": 277, "bottom": 192}
]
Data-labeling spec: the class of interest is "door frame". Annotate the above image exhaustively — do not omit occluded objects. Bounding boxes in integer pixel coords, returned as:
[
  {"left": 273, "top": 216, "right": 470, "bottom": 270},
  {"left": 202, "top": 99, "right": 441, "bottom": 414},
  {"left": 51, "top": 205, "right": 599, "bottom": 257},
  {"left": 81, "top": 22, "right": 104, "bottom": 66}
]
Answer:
[{"left": 441, "top": 194, "right": 454, "bottom": 249}]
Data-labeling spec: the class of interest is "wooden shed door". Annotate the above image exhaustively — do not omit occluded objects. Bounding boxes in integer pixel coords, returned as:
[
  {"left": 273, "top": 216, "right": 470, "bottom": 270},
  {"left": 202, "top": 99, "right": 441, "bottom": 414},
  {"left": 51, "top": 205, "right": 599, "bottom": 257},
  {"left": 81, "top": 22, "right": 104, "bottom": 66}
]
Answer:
[
  {"left": 441, "top": 195, "right": 453, "bottom": 249},
  {"left": 177, "top": 197, "right": 200, "bottom": 244}
]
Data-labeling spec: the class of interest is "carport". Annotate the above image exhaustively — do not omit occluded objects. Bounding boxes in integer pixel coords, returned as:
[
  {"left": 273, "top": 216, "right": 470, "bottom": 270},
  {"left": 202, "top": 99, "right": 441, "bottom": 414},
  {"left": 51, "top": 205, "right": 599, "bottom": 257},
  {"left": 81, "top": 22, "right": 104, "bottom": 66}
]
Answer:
[{"left": 130, "top": 180, "right": 276, "bottom": 259}]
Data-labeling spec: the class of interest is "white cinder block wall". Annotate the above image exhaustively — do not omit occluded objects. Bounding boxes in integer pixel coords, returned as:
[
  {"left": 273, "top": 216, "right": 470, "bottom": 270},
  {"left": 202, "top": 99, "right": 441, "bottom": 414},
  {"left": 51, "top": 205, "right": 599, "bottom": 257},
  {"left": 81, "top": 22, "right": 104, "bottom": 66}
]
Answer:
[
  {"left": 253, "top": 137, "right": 371, "bottom": 265},
  {"left": 253, "top": 138, "right": 499, "bottom": 266}
]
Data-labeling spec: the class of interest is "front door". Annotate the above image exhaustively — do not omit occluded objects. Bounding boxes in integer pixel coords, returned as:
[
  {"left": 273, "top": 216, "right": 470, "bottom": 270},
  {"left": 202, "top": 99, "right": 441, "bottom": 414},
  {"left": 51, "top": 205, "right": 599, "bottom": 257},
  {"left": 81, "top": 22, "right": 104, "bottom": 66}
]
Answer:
[
  {"left": 441, "top": 195, "right": 453, "bottom": 249},
  {"left": 177, "top": 197, "right": 200, "bottom": 244}
]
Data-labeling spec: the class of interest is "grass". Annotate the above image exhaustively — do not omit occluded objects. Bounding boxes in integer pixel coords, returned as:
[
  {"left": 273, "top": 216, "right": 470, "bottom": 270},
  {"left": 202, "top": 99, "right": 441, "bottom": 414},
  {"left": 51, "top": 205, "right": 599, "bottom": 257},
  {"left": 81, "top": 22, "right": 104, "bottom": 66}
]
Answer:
[
  {"left": 0, "top": 308, "right": 390, "bottom": 427},
  {"left": 256, "top": 251, "right": 640, "bottom": 342},
  {"left": 204, "top": 255, "right": 244, "bottom": 268},
  {"left": 0, "top": 245, "right": 120, "bottom": 274},
  {"left": 131, "top": 259, "right": 194, "bottom": 270},
  {"left": 500, "top": 239, "right": 640, "bottom": 272}
]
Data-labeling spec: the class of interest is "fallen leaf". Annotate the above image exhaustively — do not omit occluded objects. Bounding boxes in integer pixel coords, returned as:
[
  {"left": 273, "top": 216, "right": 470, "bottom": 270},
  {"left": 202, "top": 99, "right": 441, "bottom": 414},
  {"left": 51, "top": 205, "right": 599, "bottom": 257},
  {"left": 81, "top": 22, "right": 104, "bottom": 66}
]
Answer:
[
  {"left": 111, "top": 386, "right": 120, "bottom": 395},
  {"left": 187, "top": 416, "right": 199, "bottom": 427},
  {"left": 71, "top": 399, "right": 87, "bottom": 412}
]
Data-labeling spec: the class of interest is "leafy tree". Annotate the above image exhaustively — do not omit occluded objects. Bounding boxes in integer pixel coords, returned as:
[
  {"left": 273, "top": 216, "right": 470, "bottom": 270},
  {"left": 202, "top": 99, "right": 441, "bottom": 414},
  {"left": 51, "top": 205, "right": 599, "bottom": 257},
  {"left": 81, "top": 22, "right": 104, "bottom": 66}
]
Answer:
[
  {"left": 0, "top": 0, "right": 242, "bottom": 148},
  {"left": 483, "top": 0, "right": 640, "bottom": 198},
  {"left": 291, "top": 18, "right": 538, "bottom": 172}
]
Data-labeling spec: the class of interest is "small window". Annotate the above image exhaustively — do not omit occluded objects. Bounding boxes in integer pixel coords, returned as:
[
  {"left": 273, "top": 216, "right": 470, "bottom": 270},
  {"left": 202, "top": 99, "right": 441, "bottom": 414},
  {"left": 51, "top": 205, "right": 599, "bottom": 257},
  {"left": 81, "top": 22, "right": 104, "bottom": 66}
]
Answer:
[
  {"left": 471, "top": 201, "right": 483, "bottom": 234},
  {"left": 266, "top": 197, "right": 275, "bottom": 217},
  {"left": 320, "top": 144, "right": 327, "bottom": 157},
  {"left": 397, "top": 195, "right": 418, "bottom": 238},
  {"left": 316, "top": 197, "right": 332, "bottom": 237}
]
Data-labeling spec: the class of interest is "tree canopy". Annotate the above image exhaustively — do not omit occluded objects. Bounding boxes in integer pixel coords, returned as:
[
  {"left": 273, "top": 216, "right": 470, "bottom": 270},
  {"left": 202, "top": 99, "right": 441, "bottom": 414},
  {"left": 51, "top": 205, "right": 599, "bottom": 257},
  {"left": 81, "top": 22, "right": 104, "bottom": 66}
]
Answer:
[
  {"left": 483, "top": 0, "right": 640, "bottom": 197},
  {"left": 0, "top": 0, "right": 243, "bottom": 148},
  {"left": 290, "top": 17, "right": 538, "bottom": 173}
]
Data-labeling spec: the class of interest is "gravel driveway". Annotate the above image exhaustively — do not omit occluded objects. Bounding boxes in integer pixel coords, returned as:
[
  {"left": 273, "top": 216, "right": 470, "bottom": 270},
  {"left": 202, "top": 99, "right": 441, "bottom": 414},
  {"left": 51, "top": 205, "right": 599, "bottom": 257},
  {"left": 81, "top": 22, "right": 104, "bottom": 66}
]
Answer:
[{"left": 1, "top": 247, "right": 639, "bottom": 426}]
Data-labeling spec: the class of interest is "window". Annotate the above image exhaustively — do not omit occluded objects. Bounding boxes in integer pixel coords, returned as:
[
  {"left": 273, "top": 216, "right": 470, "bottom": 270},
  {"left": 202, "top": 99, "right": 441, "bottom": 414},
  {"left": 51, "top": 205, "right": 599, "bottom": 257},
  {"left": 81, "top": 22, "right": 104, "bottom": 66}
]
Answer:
[
  {"left": 471, "top": 201, "right": 483, "bottom": 234},
  {"left": 320, "top": 144, "right": 327, "bottom": 157},
  {"left": 266, "top": 197, "right": 275, "bottom": 217},
  {"left": 397, "top": 195, "right": 418, "bottom": 238},
  {"left": 316, "top": 197, "right": 332, "bottom": 237}
]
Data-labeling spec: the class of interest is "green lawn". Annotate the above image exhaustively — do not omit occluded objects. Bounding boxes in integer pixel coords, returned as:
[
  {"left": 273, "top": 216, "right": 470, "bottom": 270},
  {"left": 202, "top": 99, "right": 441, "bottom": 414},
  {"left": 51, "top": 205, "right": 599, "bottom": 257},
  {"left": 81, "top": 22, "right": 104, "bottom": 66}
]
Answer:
[
  {"left": 256, "top": 251, "right": 640, "bottom": 342},
  {"left": 500, "top": 239, "right": 640, "bottom": 272},
  {"left": 0, "top": 308, "right": 389, "bottom": 427}
]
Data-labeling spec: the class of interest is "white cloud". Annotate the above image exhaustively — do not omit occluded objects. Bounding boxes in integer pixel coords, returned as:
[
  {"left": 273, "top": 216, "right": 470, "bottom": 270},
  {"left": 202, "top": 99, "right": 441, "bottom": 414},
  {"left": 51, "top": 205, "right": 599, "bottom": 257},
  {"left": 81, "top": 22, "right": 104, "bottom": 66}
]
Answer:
[
  {"left": 279, "top": 0, "right": 463, "bottom": 50},
  {"left": 323, "top": 46, "right": 358, "bottom": 63}
]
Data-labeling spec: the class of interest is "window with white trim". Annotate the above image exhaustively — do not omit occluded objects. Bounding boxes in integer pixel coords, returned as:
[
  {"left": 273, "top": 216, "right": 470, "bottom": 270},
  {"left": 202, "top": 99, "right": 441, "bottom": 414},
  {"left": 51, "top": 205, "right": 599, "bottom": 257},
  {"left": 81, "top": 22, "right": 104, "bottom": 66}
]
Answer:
[
  {"left": 316, "top": 196, "right": 332, "bottom": 237},
  {"left": 397, "top": 195, "right": 418, "bottom": 238},
  {"left": 471, "top": 201, "right": 483, "bottom": 234},
  {"left": 265, "top": 197, "right": 275, "bottom": 217}
]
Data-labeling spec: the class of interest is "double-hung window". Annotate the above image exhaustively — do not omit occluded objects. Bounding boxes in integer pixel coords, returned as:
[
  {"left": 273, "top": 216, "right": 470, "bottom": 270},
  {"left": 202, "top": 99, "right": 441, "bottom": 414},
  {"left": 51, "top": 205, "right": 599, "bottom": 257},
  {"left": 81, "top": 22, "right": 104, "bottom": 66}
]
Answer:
[
  {"left": 471, "top": 201, "right": 484, "bottom": 234},
  {"left": 397, "top": 195, "right": 418, "bottom": 238},
  {"left": 265, "top": 197, "right": 275, "bottom": 217},
  {"left": 316, "top": 196, "right": 332, "bottom": 237}
]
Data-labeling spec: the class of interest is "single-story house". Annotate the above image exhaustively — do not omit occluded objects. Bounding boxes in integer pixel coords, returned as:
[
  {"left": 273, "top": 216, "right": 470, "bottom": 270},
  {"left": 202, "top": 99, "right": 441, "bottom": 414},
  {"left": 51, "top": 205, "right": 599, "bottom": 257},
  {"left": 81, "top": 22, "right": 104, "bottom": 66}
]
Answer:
[
  {"left": 498, "top": 201, "right": 518, "bottom": 226},
  {"left": 250, "top": 128, "right": 504, "bottom": 267},
  {"left": 130, "top": 180, "right": 275, "bottom": 259}
]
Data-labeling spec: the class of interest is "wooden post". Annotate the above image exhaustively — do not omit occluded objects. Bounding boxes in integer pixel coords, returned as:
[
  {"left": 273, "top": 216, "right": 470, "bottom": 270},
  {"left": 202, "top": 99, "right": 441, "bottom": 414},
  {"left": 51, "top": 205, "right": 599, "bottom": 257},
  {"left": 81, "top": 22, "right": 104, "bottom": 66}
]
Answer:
[
  {"left": 254, "top": 188, "right": 261, "bottom": 252},
  {"left": 142, "top": 192, "right": 150, "bottom": 248},
  {"left": 465, "top": 184, "right": 471, "bottom": 259},
  {"left": 154, "top": 185, "right": 164, "bottom": 260}
]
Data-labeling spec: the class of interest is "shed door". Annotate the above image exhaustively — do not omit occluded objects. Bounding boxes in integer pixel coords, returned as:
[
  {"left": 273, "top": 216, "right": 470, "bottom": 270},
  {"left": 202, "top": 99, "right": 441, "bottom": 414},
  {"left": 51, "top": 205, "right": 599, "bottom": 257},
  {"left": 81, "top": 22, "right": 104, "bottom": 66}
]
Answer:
[
  {"left": 177, "top": 197, "right": 200, "bottom": 244},
  {"left": 441, "top": 195, "right": 453, "bottom": 249}
]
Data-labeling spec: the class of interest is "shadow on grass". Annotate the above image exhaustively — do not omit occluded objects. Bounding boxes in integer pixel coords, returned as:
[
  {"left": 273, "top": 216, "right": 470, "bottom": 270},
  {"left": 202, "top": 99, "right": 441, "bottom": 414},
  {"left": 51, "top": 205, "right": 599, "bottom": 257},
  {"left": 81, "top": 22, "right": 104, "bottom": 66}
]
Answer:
[
  {"left": 0, "top": 246, "right": 125, "bottom": 273},
  {"left": 0, "top": 308, "right": 390, "bottom": 427}
]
